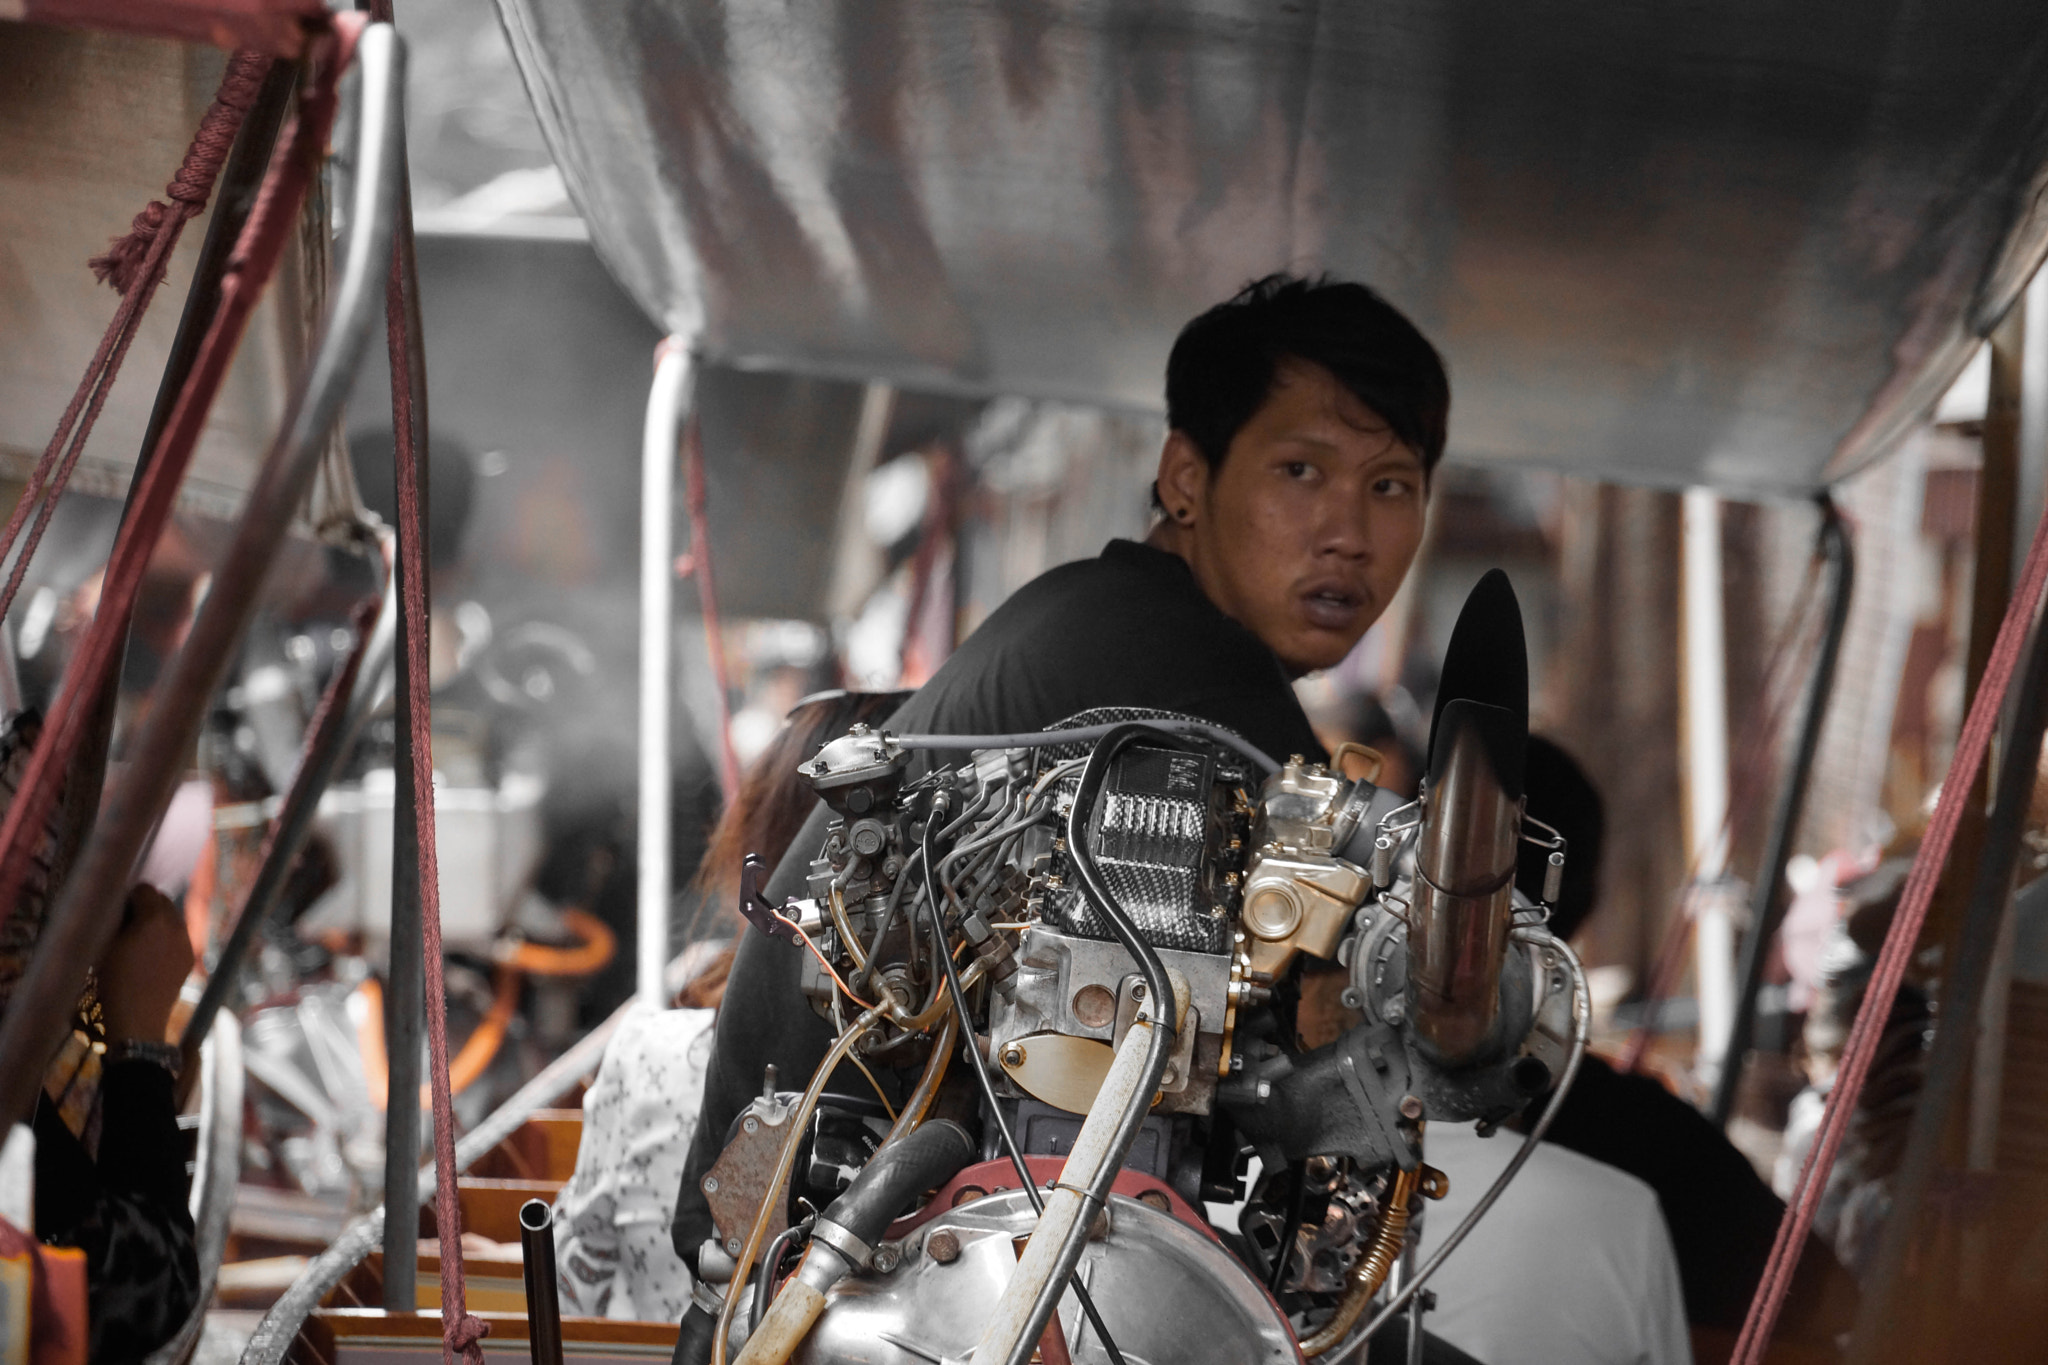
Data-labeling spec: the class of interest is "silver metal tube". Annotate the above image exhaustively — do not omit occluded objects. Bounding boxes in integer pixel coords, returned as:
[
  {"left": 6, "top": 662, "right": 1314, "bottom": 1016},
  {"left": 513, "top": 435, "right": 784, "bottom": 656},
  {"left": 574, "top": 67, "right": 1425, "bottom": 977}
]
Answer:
[
  {"left": 973, "top": 1007, "right": 1167, "bottom": 1365},
  {"left": 1408, "top": 702, "right": 1521, "bottom": 1067}
]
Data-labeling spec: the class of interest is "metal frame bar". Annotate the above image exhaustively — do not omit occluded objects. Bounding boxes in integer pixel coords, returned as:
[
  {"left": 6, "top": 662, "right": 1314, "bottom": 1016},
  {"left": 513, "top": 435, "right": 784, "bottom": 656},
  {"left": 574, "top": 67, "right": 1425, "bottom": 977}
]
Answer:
[
  {"left": 144, "top": 1011, "right": 245, "bottom": 1365},
  {"left": 1710, "top": 496, "right": 1855, "bottom": 1127},
  {"left": 639, "top": 342, "right": 695, "bottom": 1006}
]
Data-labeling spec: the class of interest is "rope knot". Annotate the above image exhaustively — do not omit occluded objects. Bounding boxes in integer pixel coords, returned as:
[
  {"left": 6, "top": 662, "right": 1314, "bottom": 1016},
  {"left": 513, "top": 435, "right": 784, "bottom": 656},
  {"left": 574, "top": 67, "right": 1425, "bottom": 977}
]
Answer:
[
  {"left": 452, "top": 1312, "right": 491, "bottom": 1361},
  {"left": 88, "top": 51, "right": 272, "bottom": 295},
  {"left": 88, "top": 201, "right": 178, "bottom": 295}
]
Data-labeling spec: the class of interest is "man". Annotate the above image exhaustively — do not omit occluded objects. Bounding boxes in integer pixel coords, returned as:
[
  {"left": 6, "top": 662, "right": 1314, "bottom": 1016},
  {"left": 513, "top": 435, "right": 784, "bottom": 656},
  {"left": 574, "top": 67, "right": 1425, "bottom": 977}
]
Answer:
[{"left": 671, "top": 273, "right": 1449, "bottom": 1268}]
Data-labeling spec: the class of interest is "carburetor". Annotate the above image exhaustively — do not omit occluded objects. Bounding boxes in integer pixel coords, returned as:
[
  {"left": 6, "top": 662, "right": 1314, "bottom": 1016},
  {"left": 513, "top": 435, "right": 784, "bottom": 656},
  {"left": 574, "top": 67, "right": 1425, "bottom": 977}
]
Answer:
[{"left": 1237, "top": 756, "right": 1401, "bottom": 983}]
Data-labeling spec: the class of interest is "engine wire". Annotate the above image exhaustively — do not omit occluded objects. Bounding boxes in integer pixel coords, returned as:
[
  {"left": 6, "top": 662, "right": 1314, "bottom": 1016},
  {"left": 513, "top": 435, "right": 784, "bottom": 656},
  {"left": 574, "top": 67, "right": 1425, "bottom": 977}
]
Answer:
[
  {"left": 772, "top": 904, "right": 877, "bottom": 1011},
  {"left": 846, "top": 1052, "right": 898, "bottom": 1121},
  {"left": 712, "top": 1005, "right": 888, "bottom": 1365},
  {"left": 891, "top": 718, "right": 1280, "bottom": 776},
  {"left": 918, "top": 802, "right": 1129, "bottom": 1365}
]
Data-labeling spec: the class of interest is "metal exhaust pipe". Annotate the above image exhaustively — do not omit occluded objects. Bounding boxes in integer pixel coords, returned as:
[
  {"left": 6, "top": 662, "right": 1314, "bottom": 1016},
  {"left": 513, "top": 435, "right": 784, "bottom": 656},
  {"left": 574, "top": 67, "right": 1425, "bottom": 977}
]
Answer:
[
  {"left": 1409, "top": 569, "right": 1529, "bottom": 1069},
  {"left": 520, "top": 1198, "right": 565, "bottom": 1365},
  {"left": 1409, "top": 699, "right": 1524, "bottom": 1066}
]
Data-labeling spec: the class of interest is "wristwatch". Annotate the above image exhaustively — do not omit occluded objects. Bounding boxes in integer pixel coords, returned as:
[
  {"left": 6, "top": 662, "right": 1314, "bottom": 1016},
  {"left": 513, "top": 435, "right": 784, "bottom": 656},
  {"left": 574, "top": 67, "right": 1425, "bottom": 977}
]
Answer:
[{"left": 105, "top": 1038, "right": 183, "bottom": 1079}]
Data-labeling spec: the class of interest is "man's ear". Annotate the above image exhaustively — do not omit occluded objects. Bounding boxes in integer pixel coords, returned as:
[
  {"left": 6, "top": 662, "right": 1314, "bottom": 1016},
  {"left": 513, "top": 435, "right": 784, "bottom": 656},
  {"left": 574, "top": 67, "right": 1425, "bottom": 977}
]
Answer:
[{"left": 1155, "top": 431, "right": 1211, "bottom": 525}]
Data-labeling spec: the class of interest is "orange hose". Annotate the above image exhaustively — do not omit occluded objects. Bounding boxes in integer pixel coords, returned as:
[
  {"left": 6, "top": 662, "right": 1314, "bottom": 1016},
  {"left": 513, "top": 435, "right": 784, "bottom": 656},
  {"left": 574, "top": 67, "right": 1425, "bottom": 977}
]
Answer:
[
  {"left": 354, "top": 965, "right": 520, "bottom": 1109},
  {"left": 503, "top": 907, "right": 617, "bottom": 977}
]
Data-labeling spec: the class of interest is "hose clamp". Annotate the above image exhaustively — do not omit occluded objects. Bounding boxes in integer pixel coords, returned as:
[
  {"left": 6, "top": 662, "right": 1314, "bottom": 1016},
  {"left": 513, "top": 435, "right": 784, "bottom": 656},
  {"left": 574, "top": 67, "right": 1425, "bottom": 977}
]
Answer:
[{"left": 810, "top": 1217, "right": 873, "bottom": 1269}]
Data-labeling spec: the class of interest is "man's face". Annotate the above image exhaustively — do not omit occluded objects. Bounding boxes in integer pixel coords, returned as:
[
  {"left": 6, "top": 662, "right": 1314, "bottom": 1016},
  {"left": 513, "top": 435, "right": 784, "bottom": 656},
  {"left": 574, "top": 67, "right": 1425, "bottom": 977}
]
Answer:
[{"left": 1155, "top": 360, "right": 1428, "bottom": 674}]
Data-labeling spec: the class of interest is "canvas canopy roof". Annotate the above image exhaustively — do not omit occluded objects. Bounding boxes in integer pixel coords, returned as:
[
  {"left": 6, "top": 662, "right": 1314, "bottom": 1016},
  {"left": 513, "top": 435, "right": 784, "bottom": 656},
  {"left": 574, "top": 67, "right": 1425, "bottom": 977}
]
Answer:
[{"left": 494, "top": 0, "right": 2048, "bottom": 498}]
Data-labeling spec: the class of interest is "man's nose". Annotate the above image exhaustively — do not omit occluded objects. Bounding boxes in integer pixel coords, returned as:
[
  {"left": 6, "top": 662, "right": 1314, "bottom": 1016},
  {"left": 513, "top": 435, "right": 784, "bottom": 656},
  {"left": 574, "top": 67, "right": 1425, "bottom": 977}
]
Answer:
[{"left": 1314, "top": 500, "right": 1373, "bottom": 559}]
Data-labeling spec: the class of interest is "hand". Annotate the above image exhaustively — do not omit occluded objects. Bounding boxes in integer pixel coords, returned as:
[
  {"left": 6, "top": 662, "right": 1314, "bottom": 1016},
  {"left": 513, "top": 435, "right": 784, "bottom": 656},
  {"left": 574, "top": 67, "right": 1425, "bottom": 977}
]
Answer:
[{"left": 96, "top": 884, "right": 195, "bottom": 1045}]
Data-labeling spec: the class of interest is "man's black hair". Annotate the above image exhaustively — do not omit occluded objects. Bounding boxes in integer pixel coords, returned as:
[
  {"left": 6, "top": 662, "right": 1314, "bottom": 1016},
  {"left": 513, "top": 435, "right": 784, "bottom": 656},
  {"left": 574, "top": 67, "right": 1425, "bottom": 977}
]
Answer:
[{"left": 1164, "top": 273, "right": 1450, "bottom": 478}]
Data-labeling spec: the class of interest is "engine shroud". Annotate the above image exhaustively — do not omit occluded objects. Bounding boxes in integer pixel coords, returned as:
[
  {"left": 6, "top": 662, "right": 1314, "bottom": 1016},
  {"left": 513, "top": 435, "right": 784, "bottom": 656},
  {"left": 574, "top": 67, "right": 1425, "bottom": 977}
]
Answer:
[
  {"left": 1040, "top": 741, "right": 1243, "bottom": 954},
  {"left": 792, "top": 1185, "right": 1298, "bottom": 1365}
]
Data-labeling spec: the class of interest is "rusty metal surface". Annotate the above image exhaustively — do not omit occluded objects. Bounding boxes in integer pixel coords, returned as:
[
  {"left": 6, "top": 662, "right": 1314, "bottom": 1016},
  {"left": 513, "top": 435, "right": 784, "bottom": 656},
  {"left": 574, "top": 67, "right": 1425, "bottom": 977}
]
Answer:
[
  {"left": 701, "top": 1095, "right": 798, "bottom": 1253},
  {"left": 494, "top": 0, "right": 2048, "bottom": 496}
]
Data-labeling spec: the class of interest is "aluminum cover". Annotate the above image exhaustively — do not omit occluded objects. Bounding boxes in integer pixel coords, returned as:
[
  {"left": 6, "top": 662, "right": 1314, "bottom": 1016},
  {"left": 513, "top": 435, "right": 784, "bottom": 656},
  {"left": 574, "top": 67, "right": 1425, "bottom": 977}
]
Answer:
[{"left": 492, "top": 0, "right": 2048, "bottom": 496}]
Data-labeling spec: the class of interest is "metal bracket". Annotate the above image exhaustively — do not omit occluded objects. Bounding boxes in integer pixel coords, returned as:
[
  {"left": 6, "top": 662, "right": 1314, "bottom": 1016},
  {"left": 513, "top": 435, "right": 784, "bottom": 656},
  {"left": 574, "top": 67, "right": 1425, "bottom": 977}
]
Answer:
[{"left": 739, "top": 852, "right": 803, "bottom": 945}]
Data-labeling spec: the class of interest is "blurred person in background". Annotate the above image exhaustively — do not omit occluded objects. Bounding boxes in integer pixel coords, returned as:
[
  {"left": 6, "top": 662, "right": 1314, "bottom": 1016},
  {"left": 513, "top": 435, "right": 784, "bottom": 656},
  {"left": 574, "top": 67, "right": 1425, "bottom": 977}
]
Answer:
[
  {"left": 1507, "top": 738, "right": 1858, "bottom": 1360},
  {"left": 551, "top": 690, "right": 906, "bottom": 1320}
]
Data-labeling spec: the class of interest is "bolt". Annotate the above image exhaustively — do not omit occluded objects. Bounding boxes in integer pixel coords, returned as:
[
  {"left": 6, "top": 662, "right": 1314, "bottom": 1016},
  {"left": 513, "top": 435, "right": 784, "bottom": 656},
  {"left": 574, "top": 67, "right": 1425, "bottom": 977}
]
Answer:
[
  {"left": 873, "top": 1246, "right": 900, "bottom": 1273},
  {"left": 927, "top": 1229, "right": 961, "bottom": 1264},
  {"left": 742, "top": 1116, "right": 759, "bottom": 1134},
  {"left": 1000, "top": 1044, "right": 1026, "bottom": 1069},
  {"left": 1340, "top": 987, "right": 1364, "bottom": 1009},
  {"left": 727, "top": 1238, "right": 742, "bottom": 1256},
  {"left": 1399, "top": 1095, "right": 1425, "bottom": 1120},
  {"left": 702, "top": 1175, "right": 720, "bottom": 1193},
  {"left": 1161, "top": 1065, "right": 1179, "bottom": 1086},
  {"left": 1131, "top": 982, "right": 1146, "bottom": 999}
]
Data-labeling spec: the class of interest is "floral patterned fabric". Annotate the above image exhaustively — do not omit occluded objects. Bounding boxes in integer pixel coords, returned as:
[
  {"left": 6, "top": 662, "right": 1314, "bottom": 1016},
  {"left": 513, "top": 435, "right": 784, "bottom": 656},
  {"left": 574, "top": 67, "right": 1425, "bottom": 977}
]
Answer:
[{"left": 553, "top": 1004, "right": 715, "bottom": 1321}]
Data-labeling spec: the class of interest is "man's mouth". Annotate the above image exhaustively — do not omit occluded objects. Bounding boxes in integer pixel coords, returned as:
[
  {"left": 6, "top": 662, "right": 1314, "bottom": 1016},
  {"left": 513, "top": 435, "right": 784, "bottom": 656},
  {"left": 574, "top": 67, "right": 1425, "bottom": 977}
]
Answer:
[{"left": 1300, "top": 583, "right": 1366, "bottom": 631}]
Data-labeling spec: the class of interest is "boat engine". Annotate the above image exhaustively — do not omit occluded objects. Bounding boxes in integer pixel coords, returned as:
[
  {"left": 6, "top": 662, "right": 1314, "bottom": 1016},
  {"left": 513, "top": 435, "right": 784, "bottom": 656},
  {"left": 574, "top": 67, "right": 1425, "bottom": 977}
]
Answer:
[{"left": 693, "top": 571, "right": 1587, "bottom": 1365}]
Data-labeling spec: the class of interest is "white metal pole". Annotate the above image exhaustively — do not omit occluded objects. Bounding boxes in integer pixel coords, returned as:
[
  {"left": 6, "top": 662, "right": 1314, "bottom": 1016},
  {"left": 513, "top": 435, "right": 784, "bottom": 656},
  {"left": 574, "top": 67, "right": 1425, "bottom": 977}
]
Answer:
[
  {"left": 639, "top": 342, "right": 694, "bottom": 1008},
  {"left": 1682, "top": 487, "right": 1737, "bottom": 1082}
]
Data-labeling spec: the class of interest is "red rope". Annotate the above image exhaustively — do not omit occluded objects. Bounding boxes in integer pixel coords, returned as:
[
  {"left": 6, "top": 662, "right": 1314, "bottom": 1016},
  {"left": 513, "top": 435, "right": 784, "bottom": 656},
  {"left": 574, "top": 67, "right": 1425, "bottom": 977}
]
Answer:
[
  {"left": 368, "top": 1, "right": 484, "bottom": 1354},
  {"left": 0, "top": 50, "right": 273, "bottom": 626},
  {"left": 683, "top": 417, "right": 741, "bottom": 799},
  {"left": 0, "top": 27, "right": 355, "bottom": 947},
  {"left": 1729, "top": 493, "right": 2048, "bottom": 1363}
]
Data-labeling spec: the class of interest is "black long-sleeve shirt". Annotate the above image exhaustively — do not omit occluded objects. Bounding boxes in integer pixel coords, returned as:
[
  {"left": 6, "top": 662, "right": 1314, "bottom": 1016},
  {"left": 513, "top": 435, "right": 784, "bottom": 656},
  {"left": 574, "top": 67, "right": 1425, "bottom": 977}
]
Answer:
[
  {"left": 35, "top": 1059, "right": 200, "bottom": 1362},
  {"left": 671, "top": 539, "right": 1326, "bottom": 1261}
]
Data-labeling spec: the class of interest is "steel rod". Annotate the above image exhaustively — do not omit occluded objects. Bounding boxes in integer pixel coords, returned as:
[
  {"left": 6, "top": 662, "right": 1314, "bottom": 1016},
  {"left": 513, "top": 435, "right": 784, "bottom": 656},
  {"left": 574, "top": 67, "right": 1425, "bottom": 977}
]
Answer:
[
  {"left": 378, "top": 77, "right": 433, "bottom": 1314},
  {"left": 1710, "top": 497, "right": 1854, "bottom": 1127},
  {"left": 1682, "top": 488, "right": 1738, "bottom": 1080}
]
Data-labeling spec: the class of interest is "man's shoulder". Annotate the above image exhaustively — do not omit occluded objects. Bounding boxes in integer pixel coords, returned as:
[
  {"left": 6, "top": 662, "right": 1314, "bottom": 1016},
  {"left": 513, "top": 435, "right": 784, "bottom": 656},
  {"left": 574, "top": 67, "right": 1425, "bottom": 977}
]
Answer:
[{"left": 1001, "top": 540, "right": 1184, "bottom": 606}]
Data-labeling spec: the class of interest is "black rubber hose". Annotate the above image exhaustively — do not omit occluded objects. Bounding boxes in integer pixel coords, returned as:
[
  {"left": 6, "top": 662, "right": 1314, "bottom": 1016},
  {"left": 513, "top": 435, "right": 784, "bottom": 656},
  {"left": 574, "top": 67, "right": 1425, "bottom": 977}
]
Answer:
[
  {"left": 1061, "top": 723, "right": 1183, "bottom": 1209},
  {"left": 820, "top": 1118, "right": 975, "bottom": 1246},
  {"left": 892, "top": 718, "right": 1278, "bottom": 776},
  {"left": 670, "top": 1301, "right": 718, "bottom": 1365},
  {"left": 919, "top": 800, "right": 1127, "bottom": 1365}
]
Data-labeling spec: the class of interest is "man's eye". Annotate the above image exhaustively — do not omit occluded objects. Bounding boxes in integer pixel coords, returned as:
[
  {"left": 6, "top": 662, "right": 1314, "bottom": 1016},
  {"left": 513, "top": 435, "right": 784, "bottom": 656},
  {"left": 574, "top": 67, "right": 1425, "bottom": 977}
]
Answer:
[
  {"left": 1283, "top": 461, "right": 1313, "bottom": 479},
  {"left": 1374, "top": 476, "right": 1415, "bottom": 497}
]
